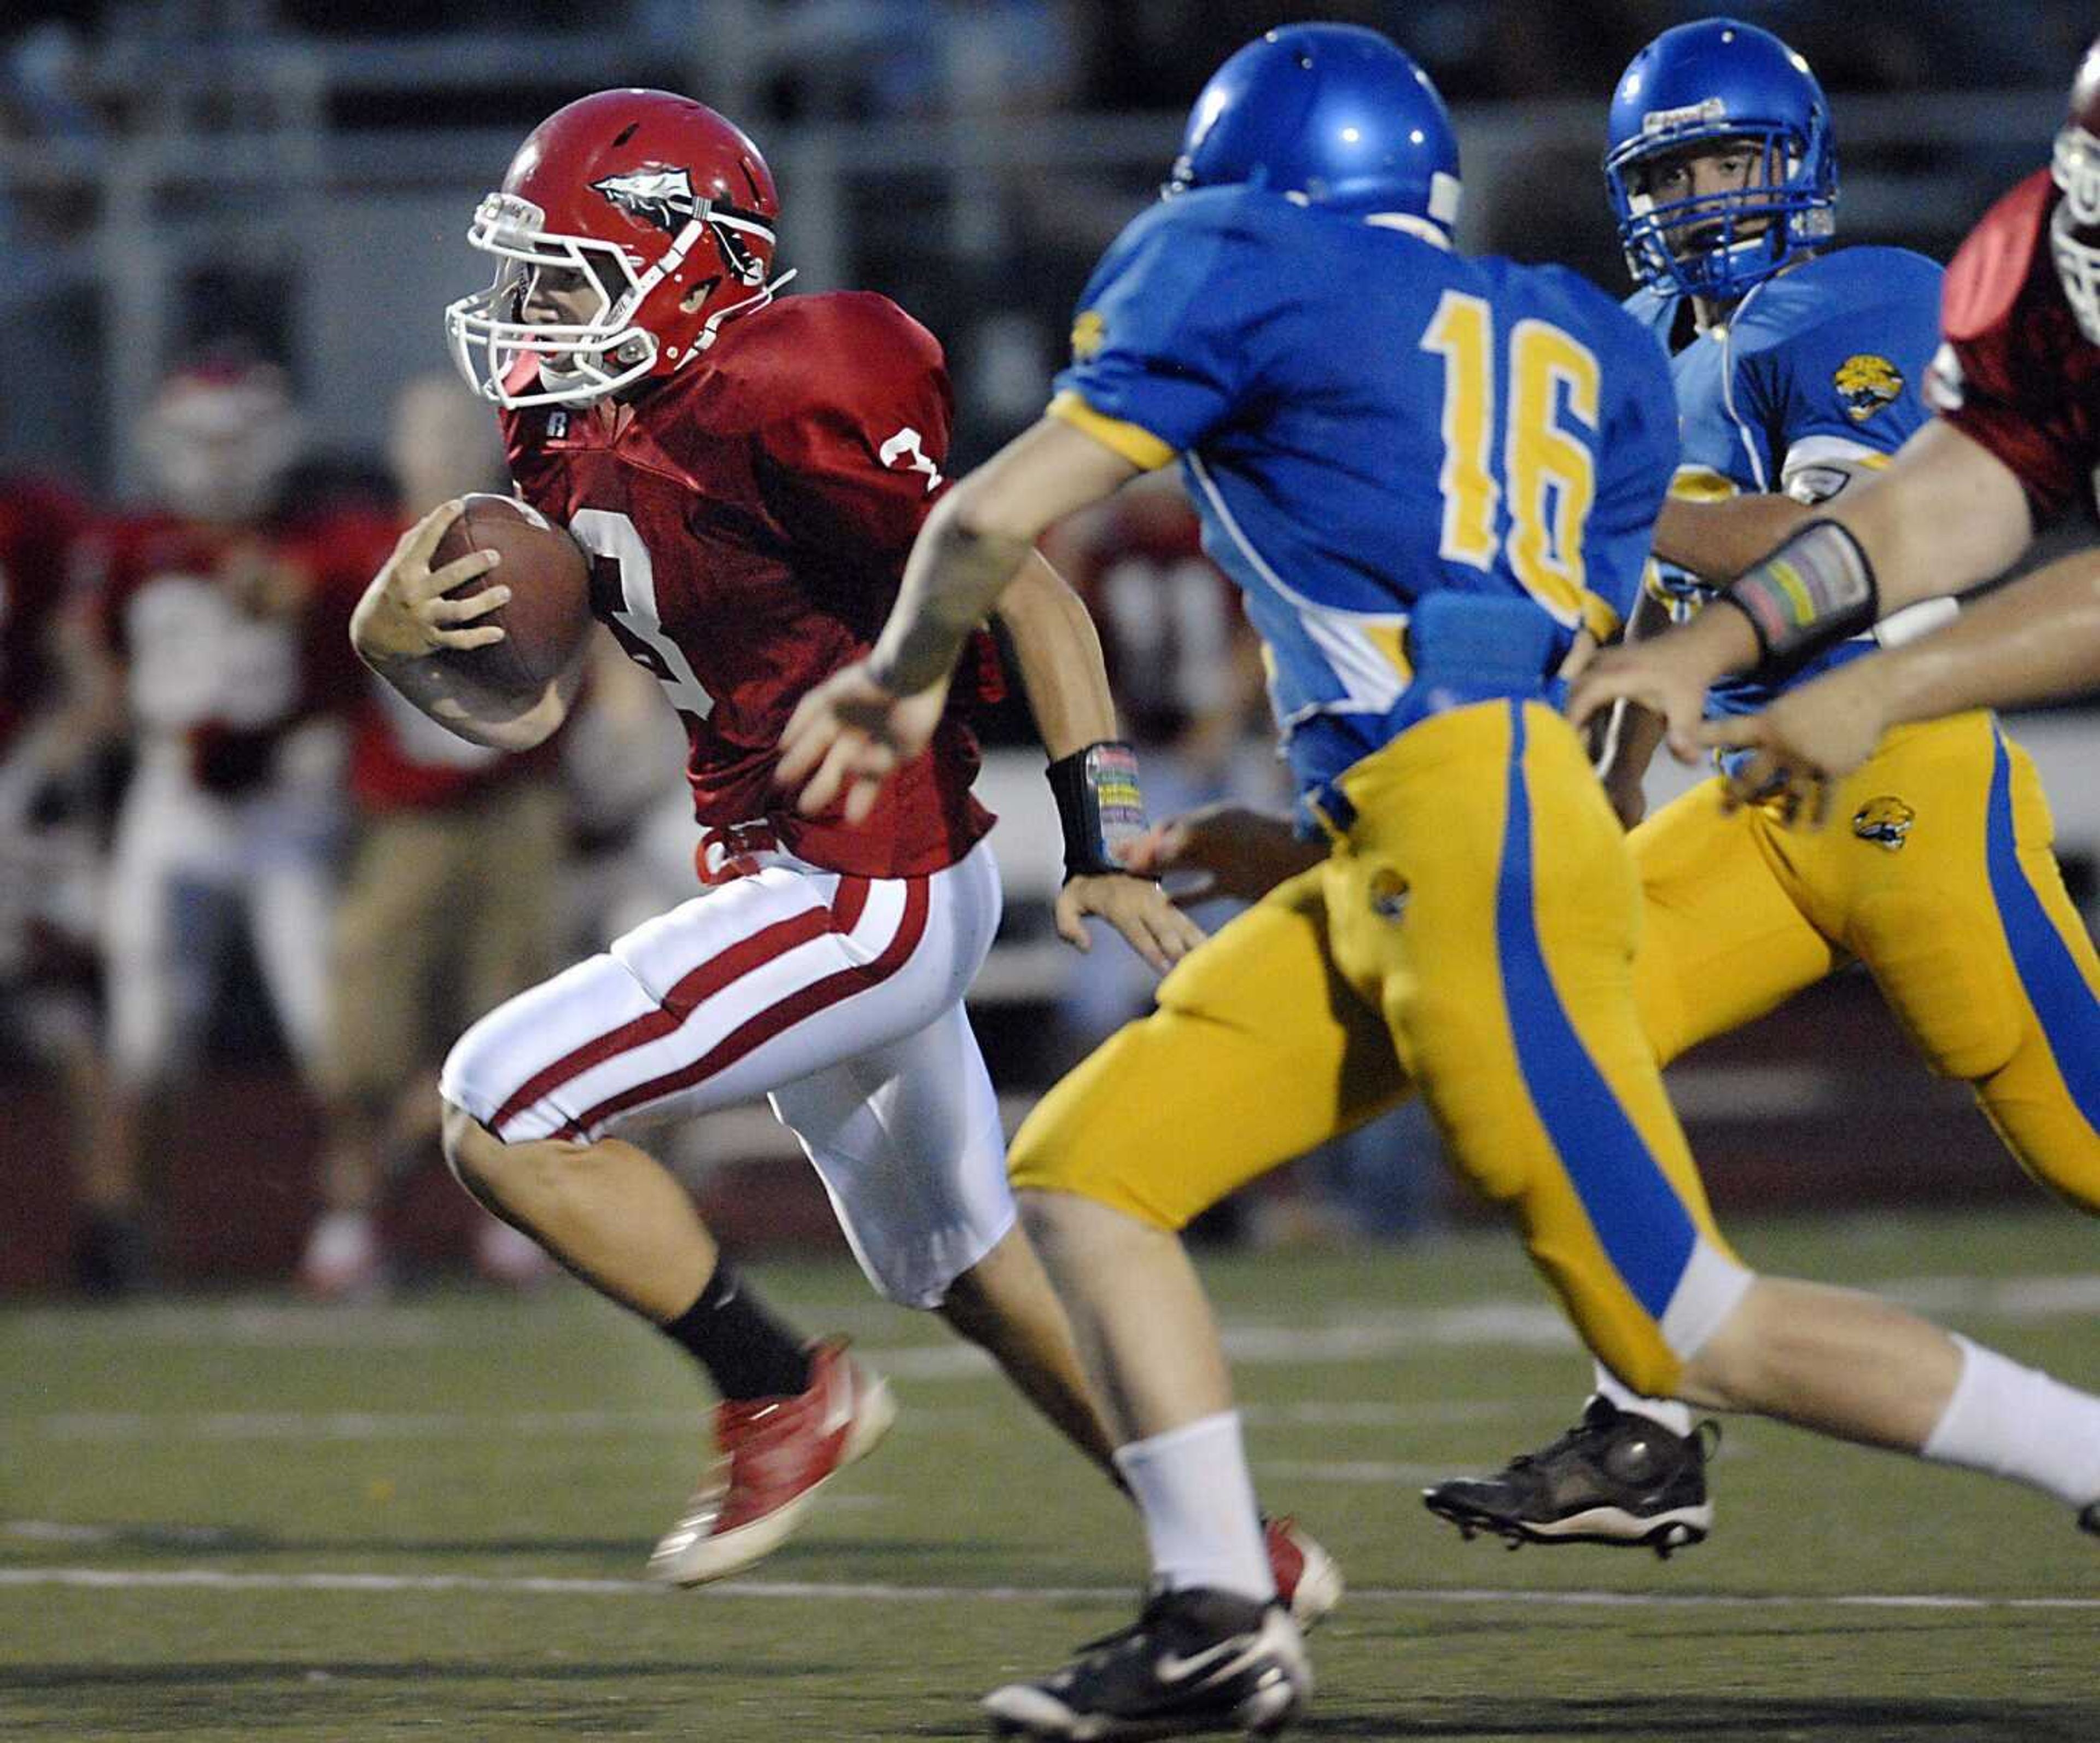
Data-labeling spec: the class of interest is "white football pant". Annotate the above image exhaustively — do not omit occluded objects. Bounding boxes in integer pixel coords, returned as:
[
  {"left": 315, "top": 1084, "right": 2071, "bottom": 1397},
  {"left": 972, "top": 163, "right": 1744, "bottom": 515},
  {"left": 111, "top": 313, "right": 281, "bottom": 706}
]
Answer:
[{"left": 441, "top": 837, "right": 1010, "bottom": 1308}]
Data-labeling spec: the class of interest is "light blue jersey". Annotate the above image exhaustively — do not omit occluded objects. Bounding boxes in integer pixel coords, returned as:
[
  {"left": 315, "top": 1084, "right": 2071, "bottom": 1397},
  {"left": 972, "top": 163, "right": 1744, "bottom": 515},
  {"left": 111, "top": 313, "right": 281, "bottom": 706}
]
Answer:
[
  {"left": 1052, "top": 186, "right": 1677, "bottom": 823},
  {"left": 1622, "top": 244, "right": 1944, "bottom": 715}
]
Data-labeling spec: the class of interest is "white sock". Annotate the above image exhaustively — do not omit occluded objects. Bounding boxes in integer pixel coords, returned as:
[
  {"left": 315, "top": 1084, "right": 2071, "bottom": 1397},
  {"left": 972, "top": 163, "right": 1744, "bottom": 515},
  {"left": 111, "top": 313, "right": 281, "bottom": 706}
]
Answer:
[
  {"left": 1921, "top": 1334, "right": 2100, "bottom": 1509},
  {"left": 1592, "top": 1365, "right": 1694, "bottom": 1438},
  {"left": 1113, "top": 1411, "right": 1275, "bottom": 1603}
]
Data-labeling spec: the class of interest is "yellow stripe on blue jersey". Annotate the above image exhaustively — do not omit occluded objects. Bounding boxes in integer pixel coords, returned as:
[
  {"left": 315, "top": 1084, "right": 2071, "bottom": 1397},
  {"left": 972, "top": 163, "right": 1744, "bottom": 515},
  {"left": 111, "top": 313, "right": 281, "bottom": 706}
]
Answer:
[{"left": 1047, "top": 390, "right": 1176, "bottom": 471}]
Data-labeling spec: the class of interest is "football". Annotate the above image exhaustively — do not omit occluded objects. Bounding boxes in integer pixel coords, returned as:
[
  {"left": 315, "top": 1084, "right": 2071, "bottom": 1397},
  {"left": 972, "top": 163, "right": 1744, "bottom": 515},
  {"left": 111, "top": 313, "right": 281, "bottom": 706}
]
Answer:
[{"left": 430, "top": 492, "right": 593, "bottom": 693}]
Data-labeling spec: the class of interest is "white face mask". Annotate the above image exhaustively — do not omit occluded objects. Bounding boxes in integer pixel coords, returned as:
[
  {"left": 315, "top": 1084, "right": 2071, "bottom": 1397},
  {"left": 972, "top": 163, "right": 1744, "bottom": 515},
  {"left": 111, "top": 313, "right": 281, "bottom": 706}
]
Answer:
[
  {"left": 442, "top": 191, "right": 792, "bottom": 410},
  {"left": 2052, "top": 124, "right": 2100, "bottom": 345},
  {"left": 444, "top": 194, "right": 662, "bottom": 410}
]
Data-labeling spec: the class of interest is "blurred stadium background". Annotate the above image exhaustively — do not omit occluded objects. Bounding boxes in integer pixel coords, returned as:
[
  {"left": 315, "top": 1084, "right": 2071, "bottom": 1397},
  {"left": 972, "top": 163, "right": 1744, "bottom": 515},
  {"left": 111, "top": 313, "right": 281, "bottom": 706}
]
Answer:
[{"left": 3, "top": 0, "right": 2098, "bottom": 1298}]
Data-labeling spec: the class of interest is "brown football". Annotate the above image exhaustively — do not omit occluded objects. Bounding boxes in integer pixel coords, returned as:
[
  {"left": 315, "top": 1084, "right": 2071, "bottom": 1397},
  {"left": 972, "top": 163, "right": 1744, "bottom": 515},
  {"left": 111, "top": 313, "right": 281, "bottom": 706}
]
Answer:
[{"left": 430, "top": 493, "right": 593, "bottom": 693}]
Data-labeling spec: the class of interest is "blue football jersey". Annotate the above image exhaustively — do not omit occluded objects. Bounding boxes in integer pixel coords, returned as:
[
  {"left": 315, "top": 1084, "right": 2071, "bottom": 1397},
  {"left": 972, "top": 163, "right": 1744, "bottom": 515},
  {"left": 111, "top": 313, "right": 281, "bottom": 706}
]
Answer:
[
  {"left": 1052, "top": 186, "right": 1677, "bottom": 817},
  {"left": 1621, "top": 244, "right": 1944, "bottom": 715}
]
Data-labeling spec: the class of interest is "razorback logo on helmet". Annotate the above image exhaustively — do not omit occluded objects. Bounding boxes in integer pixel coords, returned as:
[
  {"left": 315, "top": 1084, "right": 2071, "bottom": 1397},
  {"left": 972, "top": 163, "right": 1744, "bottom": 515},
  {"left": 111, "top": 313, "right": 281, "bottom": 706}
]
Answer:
[
  {"left": 1852, "top": 796, "right": 1915, "bottom": 851},
  {"left": 592, "top": 165, "right": 699, "bottom": 235},
  {"left": 1833, "top": 354, "right": 1903, "bottom": 423},
  {"left": 446, "top": 91, "right": 790, "bottom": 409}
]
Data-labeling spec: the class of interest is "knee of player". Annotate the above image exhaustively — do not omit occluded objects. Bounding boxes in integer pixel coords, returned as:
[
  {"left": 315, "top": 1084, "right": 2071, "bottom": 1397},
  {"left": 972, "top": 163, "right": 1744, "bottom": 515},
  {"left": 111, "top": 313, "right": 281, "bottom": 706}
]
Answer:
[
  {"left": 1671, "top": 1275, "right": 1790, "bottom": 1414},
  {"left": 440, "top": 1099, "right": 509, "bottom": 1195}
]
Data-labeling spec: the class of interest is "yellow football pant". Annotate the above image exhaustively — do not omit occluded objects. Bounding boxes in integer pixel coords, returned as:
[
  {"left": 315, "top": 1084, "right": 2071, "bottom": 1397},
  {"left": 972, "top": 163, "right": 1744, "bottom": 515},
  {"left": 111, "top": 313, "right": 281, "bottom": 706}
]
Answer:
[
  {"left": 1011, "top": 701, "right": 1749, "bottom": 1398},
  {"left": 1633, "top": 710, "right": 2100, "bottom": 1210}
]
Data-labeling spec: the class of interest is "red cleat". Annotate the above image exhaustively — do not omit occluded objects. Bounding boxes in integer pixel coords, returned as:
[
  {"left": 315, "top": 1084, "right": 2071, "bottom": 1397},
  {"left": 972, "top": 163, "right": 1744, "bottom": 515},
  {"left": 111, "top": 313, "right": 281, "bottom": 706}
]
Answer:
[
  {"left": 1264, "top": 1514, "right": 1344, "bottom": 1630},
  {"left": 647, "top": 1338, "right": 895, "bottom": 1586}
]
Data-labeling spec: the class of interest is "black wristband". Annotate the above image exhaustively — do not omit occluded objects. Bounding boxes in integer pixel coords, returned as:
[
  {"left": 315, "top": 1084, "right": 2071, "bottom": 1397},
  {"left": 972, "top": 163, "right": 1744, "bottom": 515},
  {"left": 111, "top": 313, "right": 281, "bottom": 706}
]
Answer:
[
  {"left": 1722, "top": 519, "right": 1880, "bottom": 674},
  {"left": 1045, "top": 741, "right": 1149, "bottom": 879}
]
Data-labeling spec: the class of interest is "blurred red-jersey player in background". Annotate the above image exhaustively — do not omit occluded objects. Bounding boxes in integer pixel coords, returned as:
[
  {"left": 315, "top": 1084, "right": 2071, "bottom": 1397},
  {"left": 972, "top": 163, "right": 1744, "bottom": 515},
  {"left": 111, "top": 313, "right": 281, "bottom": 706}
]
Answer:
[
  {"left": 69, "top": 358, "right": 363, "bottom": 1295},
  {"left": 352, "top": 89, "right": 1331, "bottom": 1607},
  {"left": 0, "top": 471, "right": 109, "bottom": 1287}
]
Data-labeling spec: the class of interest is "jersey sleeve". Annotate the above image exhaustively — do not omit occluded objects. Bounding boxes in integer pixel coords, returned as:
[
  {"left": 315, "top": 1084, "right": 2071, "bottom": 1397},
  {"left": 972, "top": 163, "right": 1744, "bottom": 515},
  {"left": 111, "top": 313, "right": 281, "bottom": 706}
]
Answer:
[
  {"left": 752, "top": 299, "right": 955, "bottom": 570},
  {"left": 1583, "top": 314, "right": 1680, "bottom": 637},
  {"left": 1754, "top": 305, "right": 1939, "bottom": 489},
  {"left": 1926, "top": 174, "right": 2089, "bottom": 522},
  {"left": 1049, "top": 197, "right": 1270, "bottom": 467}
]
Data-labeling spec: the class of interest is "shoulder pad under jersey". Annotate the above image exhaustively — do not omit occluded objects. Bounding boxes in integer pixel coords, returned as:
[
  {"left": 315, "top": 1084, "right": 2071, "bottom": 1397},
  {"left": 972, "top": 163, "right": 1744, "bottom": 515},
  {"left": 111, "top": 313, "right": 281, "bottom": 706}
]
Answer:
[{"left": 1942, "top": 168, "right": 2054, "bottom": 345}]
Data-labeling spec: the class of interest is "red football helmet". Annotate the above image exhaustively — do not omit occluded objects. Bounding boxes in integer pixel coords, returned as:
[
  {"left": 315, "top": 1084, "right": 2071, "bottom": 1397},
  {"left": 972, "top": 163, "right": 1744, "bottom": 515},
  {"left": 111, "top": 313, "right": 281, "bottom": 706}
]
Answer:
[
  {"left": 446, "top": 89, "right": 790, "bottom": 408},
  {"left": 2052, "top": 37, "right": 2100, "bottom": 344}
]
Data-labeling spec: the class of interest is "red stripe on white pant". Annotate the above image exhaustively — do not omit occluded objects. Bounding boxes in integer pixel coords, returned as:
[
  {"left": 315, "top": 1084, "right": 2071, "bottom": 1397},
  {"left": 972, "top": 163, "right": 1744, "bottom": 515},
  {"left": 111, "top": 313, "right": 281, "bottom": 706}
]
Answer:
[{"left": 558, "top": 876, "right": 932, "bottom": 1139}]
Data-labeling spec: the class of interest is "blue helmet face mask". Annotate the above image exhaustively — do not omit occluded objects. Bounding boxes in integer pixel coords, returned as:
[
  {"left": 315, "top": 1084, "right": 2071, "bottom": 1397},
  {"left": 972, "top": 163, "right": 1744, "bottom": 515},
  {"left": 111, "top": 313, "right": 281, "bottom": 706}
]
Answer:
[
  {"left": 1604, "top": 19, "right": 1836, "bottom": 305},
  {"left": 1164, "top": 23, "right": 1462, "bottom": 241}
]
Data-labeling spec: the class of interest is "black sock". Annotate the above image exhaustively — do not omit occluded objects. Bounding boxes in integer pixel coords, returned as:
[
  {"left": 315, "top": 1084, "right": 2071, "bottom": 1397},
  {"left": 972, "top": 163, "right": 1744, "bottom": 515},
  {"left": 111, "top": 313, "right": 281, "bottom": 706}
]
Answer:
[{"left": 657, "top": 1263, "right": 814, "bottom": 1401}]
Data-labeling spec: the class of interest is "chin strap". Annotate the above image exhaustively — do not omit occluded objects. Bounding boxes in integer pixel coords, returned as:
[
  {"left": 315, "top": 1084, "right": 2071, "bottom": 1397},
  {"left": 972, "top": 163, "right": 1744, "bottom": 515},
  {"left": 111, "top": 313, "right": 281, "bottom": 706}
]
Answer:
[{"left": 690, "top": 267, "right": 799, "bottom": 358}]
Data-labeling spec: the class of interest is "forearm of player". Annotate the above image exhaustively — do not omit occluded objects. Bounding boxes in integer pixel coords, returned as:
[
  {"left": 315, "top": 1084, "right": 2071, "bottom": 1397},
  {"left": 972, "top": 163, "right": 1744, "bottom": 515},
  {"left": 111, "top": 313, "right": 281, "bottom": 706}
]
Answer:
[
  {"left": 872, "top": 414, "right": 1143, "bottom": 698},
  {"left": 871, "top": 494, "right": 1035, "bottom": 698},
  {"left": 993, "top": 552, "right": 1122, "bottom": 757},
  {"left": 1856, "top": 546, "right": 2100, "bottom": 724},
  {"left": 1654, "top": 493, "right": 1813, "bottom": 578},
  {"left": 1821, "top": 419, "right": 2036, "bottom": 616},
  {"left": 366, "top": 644, "right": 581, "bottom": 752}
]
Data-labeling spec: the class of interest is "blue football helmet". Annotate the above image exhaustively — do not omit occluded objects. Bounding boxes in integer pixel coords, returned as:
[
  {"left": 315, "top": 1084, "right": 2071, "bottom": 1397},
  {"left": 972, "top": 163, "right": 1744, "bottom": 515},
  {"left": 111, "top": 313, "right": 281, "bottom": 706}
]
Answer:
[
  {"left": 1605, "top": 18, "right": 1836, "bottom": 304},
  {"left": 1165, "top": 24, "right": 1461, "bottom": 235}
]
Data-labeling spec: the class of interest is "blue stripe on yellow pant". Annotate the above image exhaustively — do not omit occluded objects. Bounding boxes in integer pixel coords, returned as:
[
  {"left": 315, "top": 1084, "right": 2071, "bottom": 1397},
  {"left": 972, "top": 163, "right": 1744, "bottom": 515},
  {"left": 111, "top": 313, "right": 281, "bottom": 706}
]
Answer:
[
  {"left": 1010, "top": 698, "right": 1750, "bottom": 1397},
  {"left": 1492, "top": 704, "right": 1695, "bottom": 1322},
  {"left": 1985, "top": 728, "right": 2100, "bottom": 1127}
]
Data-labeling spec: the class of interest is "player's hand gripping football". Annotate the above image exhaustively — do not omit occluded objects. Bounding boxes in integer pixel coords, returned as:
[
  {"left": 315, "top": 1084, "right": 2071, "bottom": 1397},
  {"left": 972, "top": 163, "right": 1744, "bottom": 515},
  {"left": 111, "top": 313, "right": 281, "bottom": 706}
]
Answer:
[
  {"left": 1054, "top": 874, "right": 1207, "bottom": 975},
  {"left": 349, "top": 498, "right": 511, "bottom": 666},
  {"left": 777, "top": 658, "right": 952, "bottom": 824},
  {"left": 1121, "top": 803, "right": 1326, "bottom": 907},
  {"left": 1699, "top": 660, "right": 1893, "bottom": 826}
]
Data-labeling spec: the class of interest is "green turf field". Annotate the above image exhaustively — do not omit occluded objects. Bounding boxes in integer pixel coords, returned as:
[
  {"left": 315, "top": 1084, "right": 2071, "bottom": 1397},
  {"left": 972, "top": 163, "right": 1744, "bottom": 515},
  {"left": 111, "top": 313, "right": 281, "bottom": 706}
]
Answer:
[{"left": 3, "top": 1205, "right": 2095, "bottom": 1741}]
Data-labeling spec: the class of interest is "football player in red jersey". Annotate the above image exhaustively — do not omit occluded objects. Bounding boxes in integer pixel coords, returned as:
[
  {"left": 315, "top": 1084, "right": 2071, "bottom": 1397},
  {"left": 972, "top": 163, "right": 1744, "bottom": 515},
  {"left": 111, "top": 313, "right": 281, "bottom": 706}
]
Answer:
[
  {"left": 1567, "top": 35, "right": 2100, "bottom": 800},
  {"left": 356, "top": 90, "right": 1334, "bottom": 1607},
  {"left": 0, "top": 472, "right": 112, "bottom": 1287},
  {"left": 71, "top": 357, "right": 363, "bottom": 1295}
]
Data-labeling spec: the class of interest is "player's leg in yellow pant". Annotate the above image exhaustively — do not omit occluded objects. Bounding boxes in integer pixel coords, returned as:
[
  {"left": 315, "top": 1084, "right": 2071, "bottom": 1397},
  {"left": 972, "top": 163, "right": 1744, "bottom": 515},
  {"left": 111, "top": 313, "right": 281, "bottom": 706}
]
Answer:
[
  {"left": 1325, "top": 701, "right": 1748, "bottom": 1400},
  {"left": 1795, "top": 714, "right": 2100, "bottom": 1215},
  {"left": 1628, "top": 778, "right": 1839, "bottom": 1068},
  {"left": 1010, "top": 862, "right": 1408, "bottom": 1229},
  {"left": 1010, "top": 859, "right": 1407, "bottom": 1441}
]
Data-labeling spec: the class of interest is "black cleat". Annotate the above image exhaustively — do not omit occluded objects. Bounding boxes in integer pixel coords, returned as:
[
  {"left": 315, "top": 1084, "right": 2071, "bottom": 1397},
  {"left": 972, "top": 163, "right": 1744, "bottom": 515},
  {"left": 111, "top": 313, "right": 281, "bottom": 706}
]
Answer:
[
  {"left": 1422, "top": 1397, "right": 1717, "bottom": 1559},
  {"left": 983, "top": 1585, "right": 1308, "bottom": 1740},
  {"left": 2080, "top": 1502, "right": 2098, "bottom": 1540}
]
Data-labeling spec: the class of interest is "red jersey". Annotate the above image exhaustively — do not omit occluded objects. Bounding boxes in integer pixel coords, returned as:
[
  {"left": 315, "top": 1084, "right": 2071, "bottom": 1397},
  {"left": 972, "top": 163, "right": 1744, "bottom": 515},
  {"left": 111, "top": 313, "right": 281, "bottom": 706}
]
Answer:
[
  {"left": 84, "top": 510, "right": 368, "bottom": 795},
  {"left": 0, "top": 475, "right": 92, "bottom": 759},
  {"left": 1929, "top": 168, "right": 2100, "bottom": 524},
  {"left": 500, "top": 290, "right": 995, "bottom": 878}
]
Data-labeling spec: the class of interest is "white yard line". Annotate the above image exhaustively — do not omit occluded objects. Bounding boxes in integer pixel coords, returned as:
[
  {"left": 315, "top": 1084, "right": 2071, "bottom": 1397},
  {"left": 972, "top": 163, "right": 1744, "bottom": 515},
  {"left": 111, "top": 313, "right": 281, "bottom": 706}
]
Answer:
[
  {"left": 7, "top": 1274, "right": 2096, "bottom": 1355},
  {"left": 7, "top": 1396, "right": 1530, "bottom": 1446},
  {"left": 0, "top": 1565, "right": 2092, "bottom": 1612}
]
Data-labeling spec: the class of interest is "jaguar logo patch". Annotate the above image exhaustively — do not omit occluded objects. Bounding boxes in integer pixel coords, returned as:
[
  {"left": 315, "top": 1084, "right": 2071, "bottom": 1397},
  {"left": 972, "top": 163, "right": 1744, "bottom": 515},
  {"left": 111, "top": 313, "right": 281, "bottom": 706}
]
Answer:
[
  {"left": 1834, "top": 353, "right": 1904, "bottom": 423},
  {"left": 1853, "top": 796, "right": 1915, "bottom": 851}
]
